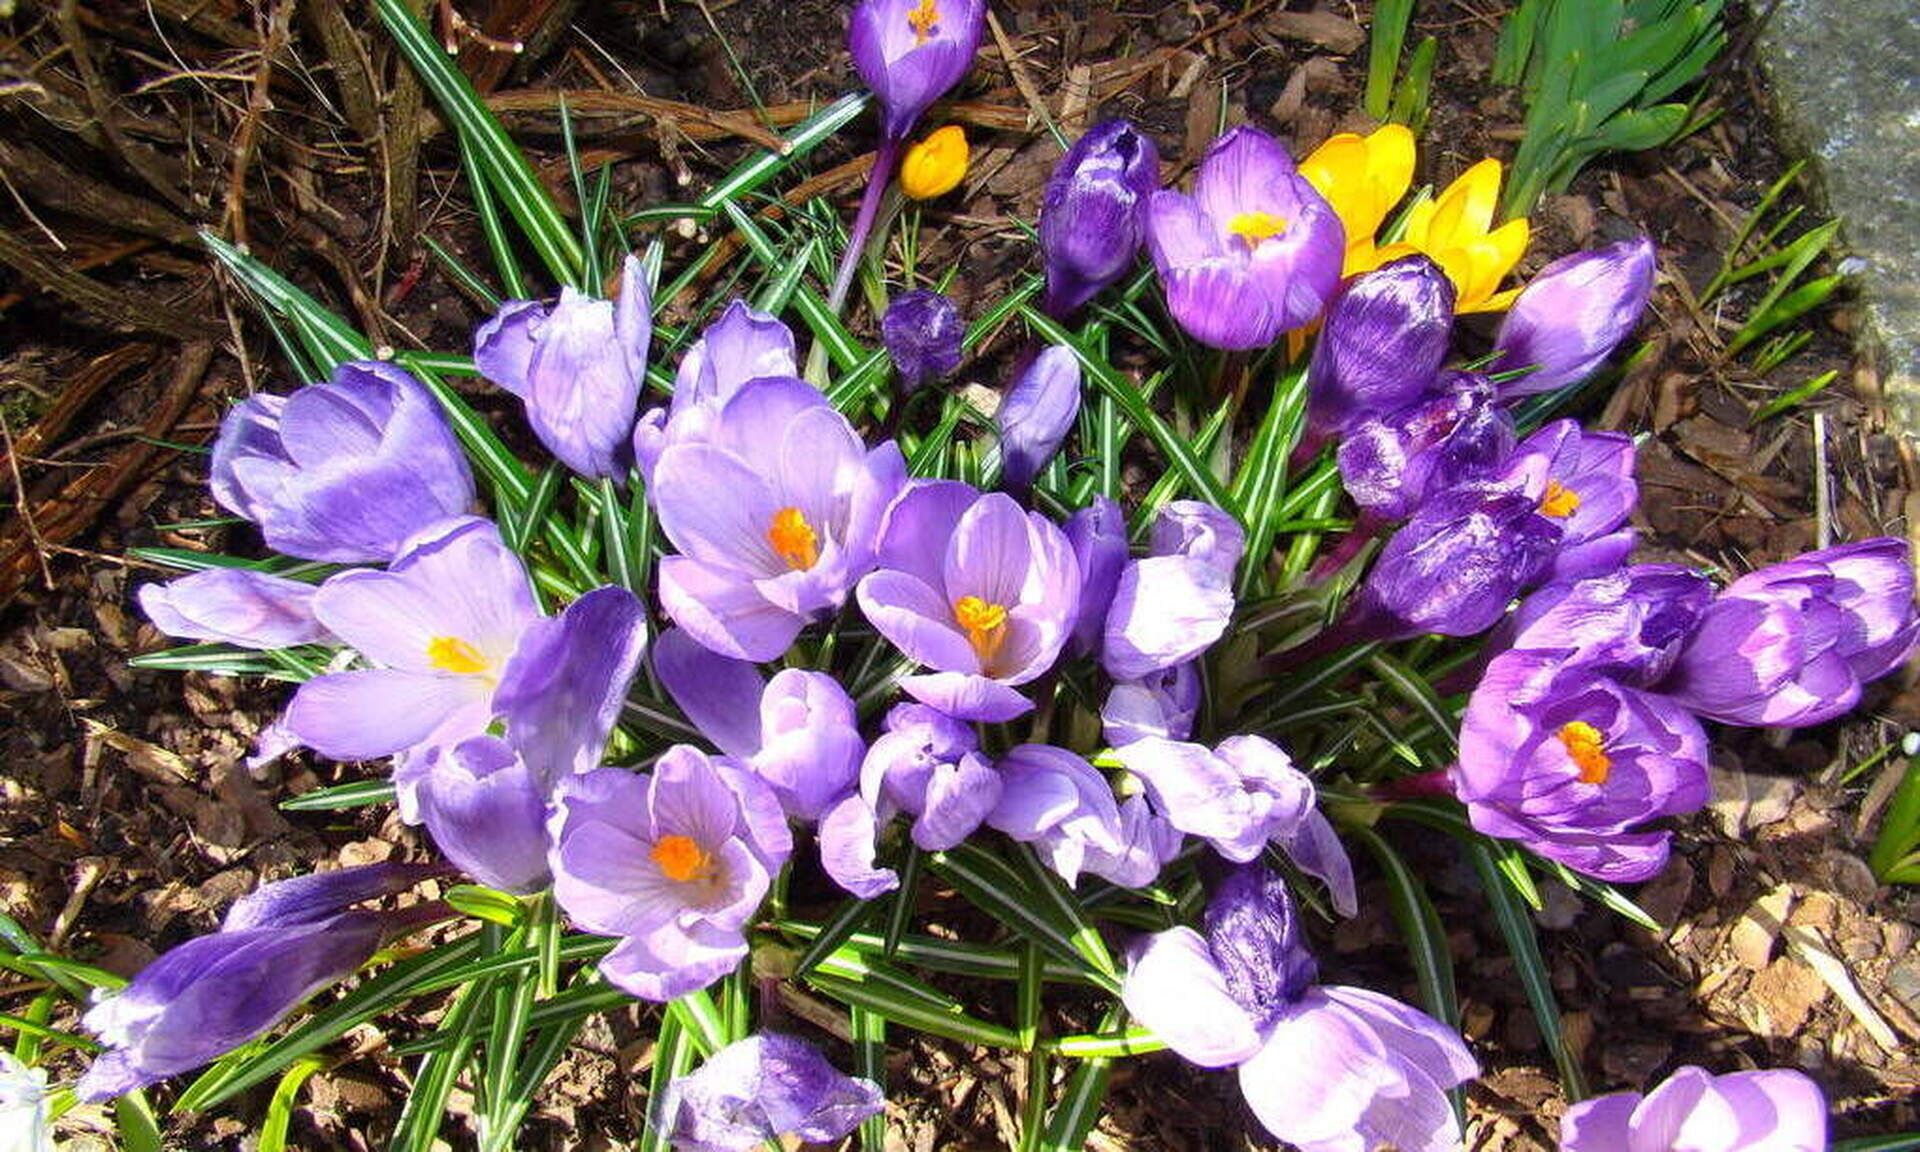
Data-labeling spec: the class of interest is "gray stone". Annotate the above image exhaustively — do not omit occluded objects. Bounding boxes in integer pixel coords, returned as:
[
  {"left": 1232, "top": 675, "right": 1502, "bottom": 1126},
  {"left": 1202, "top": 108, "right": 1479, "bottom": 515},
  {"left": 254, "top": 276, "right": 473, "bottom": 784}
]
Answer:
[{"left": 1756, "top": 0, "right": 1920, "bottom": 426}]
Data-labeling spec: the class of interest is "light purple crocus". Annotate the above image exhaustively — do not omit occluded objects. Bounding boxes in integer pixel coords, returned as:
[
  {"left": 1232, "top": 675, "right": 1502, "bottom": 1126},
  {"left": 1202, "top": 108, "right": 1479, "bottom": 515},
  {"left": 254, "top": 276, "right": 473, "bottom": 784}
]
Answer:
[
  {"left": 987, "top": 744, "right": 1125, "bottom": 884},
  {"left": 138, "top": 568, "right": 330, "bottom": 650},
  {"left": 656, "top": 1033, "right": 886, "bottom": 1152},
  {"left": 1101, "top": 501, "right": 1240, "bottom": 680},
  {"left": 1103, "top": 662, "right": 1201, "bottom": 747},
  {"left": 1080, "top": 793, "right": 1185, "bottom": 889},
  {"left": 861, "top": 702, "right": 1000, "bottom": 851},
  {"left": 1560, "top": 1064, "right": 1827, "bottom": 1152},
  {"left": 549, "top": 748, "right": 791, "bottom": 1001},
  {"left": 409, "top": 736, "right": 553, "bottom": 894},
  {"left": 1121, "top": 864, "right": 1476, "bottom": 1151},
  {"left": 1040, "top": 120, "right": 1163, "bottom": 317},
  {"left": 1336, "top": 371, "right": 1514, "bottom": 521},
  {"left": 1063, "top": 495, "right": 1128, "bottom": 658},
  {"left": 998, "top": 345, "right": 1082, "bottom": 495},
  {"left": 856, "top": 481, "right": 1079, "bottom": 721},
  {"left": 653, "top": 376, "right": 905, "bottom": 662},
  {"left": 210, "top": 360, "right": 474, "bottom": 563},
  {"left": 1149, "top": 500, "right": 1246, "bottom": 579},
  {"left": 634, "top": 300, "right": 797, "bottom": 482},
  {"left": 1500, "top": 418, "right": 1639, "bottom": 581},
  {"left": 1144, "top": 126, "right": 1345, "bottom": 350},
  {"left": 76, "top": 863, "right": 443, "bottom": 1101},
  {"left": 1657, "top": 539, "right": 1920, "bottom": 727},
  {"left": 1454, "top": 648, "right": 1710, "bottom": 881},
  {"left": 881, "top": 289, "right": 964, "bottom": 393},
  {"left": 1492, "top": 235, "right": 1656, "bottom": 398},
  {"left": 475, "top": 254, "right": 652, "bottom": 479},
  {"left": 848, "top": 0, "right": 986, "bottom": 144},
  {"left": 1345, "top": 485, "right": 1562, "bottom": 641},
  {"left": 1307, "top": 255, "right": 1456, "bottom": 440}
]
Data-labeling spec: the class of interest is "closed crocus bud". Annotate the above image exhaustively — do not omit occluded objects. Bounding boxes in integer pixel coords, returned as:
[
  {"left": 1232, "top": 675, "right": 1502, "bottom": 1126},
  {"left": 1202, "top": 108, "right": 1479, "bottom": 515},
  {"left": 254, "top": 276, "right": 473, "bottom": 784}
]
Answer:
[
  {"left": 1063, "top": 495, "right": 1128, "bottom": 657},
  {"left": 998, "top": 345, "right": 1082, "bottom": 495},
  {"left": 210, "top": 361, "right": 475, "bottom": 564},
  {"left": 475, "top": 254, "right": 652, "bottom": 479},
  {"left": 1492, "top": 235, "right": 1656, "bottom": 398},
  {"left": 849, "top": 0, "right": 986, "bottom": 143},
  {"left": 900, "top": 125, "right": 968, "bottom": 199},
  {"left": 1349, "top": 486, "right": 1562, "bottom": 641},
  {"left": 1307, "top": 255, "right": 1456, "bottom": 439},
  {"left": 1040, "top": 120, "right": 1163, "bottom": 317},
  {"left": 1336, "top": 370, "right": 1514, "bottom": 520},
  {"left": 410, "top": 737, "right": 552, "bottom": 894},
  {"left": 881, "top": 289, "right": 964, "bottom": 393},
  {"left": 138, "top": 568, "right": 330, "bottom": 650}
]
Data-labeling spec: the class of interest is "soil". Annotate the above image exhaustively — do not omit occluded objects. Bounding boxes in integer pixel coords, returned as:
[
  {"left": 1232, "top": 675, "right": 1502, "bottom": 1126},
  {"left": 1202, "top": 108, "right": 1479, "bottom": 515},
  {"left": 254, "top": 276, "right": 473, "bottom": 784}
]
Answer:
[{"left": 3, "top": 0, "right": 1918, "bottom": 1149}]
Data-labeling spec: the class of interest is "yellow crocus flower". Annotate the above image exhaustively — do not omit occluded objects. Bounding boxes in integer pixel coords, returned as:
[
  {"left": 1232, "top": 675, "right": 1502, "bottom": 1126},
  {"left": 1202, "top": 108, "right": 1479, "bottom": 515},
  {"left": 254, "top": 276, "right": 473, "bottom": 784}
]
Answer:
[
  {"left": 1375, "top": 157, "right": 1530, "bottom": 313},
  {"left": 1300, "top": 123, "right": 1417, "bottom": 277},
  {"left": 899, "top": 125, "right": 969, "bottom": 200}
]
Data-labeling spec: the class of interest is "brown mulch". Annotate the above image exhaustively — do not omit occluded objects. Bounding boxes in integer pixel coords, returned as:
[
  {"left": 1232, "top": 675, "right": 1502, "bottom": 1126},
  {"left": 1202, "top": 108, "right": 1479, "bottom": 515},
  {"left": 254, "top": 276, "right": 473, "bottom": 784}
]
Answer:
[{"left": 3, "top": 0, "right": 1918, "bottom": 1148}]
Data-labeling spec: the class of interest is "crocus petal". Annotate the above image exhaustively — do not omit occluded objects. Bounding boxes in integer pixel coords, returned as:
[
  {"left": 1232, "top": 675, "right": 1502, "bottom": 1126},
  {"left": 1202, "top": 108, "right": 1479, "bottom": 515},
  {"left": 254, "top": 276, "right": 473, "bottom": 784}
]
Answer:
[
  {"left": 998, "top": 345, "right": 1082, "bottom": 494},
  {"left": 493, "top": 585, "right": 649, "bottom": 785},
  {"left": 472, "top": 299, "right": 545, "bottom": 398},
  {"left": 1120, "top": 928, "right": 1263, "bottom": 1067},
  {"left": 913, "top": 752, "right": 1001, "bottom": 851},
  {"left": 659, "top": 1033, "right": 885, "bottom": 1152},
  {"left": 282, "top": 670, "right": 490, "bottom": 762},
  {"left": 1237, "top": 993, "right": 1404, "bottom": 1148},
  {"left": 652, "top": 626, "right": 766, "bottom": 759},
  {"left": 138, "top": 569, "right": 329, "bottom": 650},
  {"left": 1492, "top": 235, "right": 1656, "bottom": 398},
  {"left": 658, "top": 555, "right": 806, "bottom": 663},
  {"left": 857, "top": 569, "right": 980, "bottom": 672},
  {"left": 414, "top": 736, "right": 553, "bottom": 894},
  {"left": 1101, "top": 555, "right": 1234, "bottom": 680},
  {"left": 882, "top": 290, "right": 965, "bottom": 392},
  {"left": 899, "top": 671, "right": 1033, "bottom": 721},
  {"left": 818, "top": 794, "right": 899, "bottom": 898}
]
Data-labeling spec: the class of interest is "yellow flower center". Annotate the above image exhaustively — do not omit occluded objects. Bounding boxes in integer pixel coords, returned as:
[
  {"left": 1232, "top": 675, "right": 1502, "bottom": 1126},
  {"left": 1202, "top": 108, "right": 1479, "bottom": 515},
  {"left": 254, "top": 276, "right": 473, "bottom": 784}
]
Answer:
[
  {"left": 767, "top": 507, "right": 821, "bottom": 572},
  {"left": 907, "top": 0, "right": 940, "bottom": 42},
  {"left": 426, "top": 636, "right": 489, "bottom": 675},
  {"left": 953, "top": 595, "right": 1009, "bottom": 666},
  {"left": 1557, "top": 721, "right": 1611, "bottom": 785},
  {"left": 651, "top": 834, "right": 714, "bottom": 883},
  {"left": 1539, "top": 480, "right": 1581, "bottom": 518},
  {"left": 1227, "top": 210, "right": 1289, "bottom": 248}
]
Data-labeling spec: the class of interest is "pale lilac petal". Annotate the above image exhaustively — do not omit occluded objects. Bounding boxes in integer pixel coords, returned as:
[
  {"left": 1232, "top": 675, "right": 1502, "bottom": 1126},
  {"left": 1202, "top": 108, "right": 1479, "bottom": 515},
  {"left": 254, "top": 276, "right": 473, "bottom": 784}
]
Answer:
[
  {"left": 899, "top": 671, "right": 1033, "bottom": 721},
  {"left": 1559, "top": 1092, "right": 1640, "bottom": 1152},
  {"left": 493, "top": 586, "right": 649, "bottom": 785},
  {"left": 414, "top": 736, "right": 552, "bottom": 894},
  {"left": 138, "top": 569, "right": 328, "bottom": 650},
  {"left": 857, "top": 570, "right": 979, "bottom": 672},
  {"left": 913, "top": 753, "right": 1001, "bottom": 851},
  {"left": 819, "top": 795, "right": 899, "bottom": 898},
  {"left": 1101, "top": 555, "right": 1234, "bottom": 680},
  {"left": 282, "top": 670, "right": 490, "bottom": 761},
  {"left": 473, "top": 299, "right": 545, "bottom": 398},
  {"left": 1119, "top": 928, "right": 1262, "bottom": 1067},
  {"left": 1237, "top": 993, "right": 1403, "bottom": 1148},
  {"left": 658, "top": 555, "right": 806, "bottom": 663}
]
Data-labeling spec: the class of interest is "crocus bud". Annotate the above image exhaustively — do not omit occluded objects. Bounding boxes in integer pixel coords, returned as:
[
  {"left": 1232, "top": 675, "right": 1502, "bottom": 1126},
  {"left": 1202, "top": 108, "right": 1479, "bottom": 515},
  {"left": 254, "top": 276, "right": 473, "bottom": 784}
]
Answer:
[
  {"left": 657, "top": 1033, "right": 885, "bottom": 1152},
  {"left": 1102, "top": 663, "right": 1201, "bottom": 747},
  {"left": 998, "top": 345, "right": 1082, "bottom": 494},
  {"left": 1307, "top": 255, "right": 1456, "bottom": 438},
  {"left": 1348, "top": 486, "right": 1561, "bottom": 640},
  {"left": 1040, "top": 120, "right": 1163, "bottom": 317},
  {"left": 1336, "top": 370, "right": 1513, "bottom": 520},
  {"left": 1202, "top": 863, "right": 1318, "bottom": 1028},
  {"left": 474, "top": 254, "right": 652, "bottom": 479},
  {"left": 138, "top": 568, "right": 330, "bottom": 650},
  {"left": 1150, "top": 500, "right": 1246, "bottom": 579},
  {"left": 1063, "top": 495, "right": 1128, "bottom": 657},
  {"left": 411, "top": 736, "right": 553, "bottom": 895},
  {"left": 848, "top": 0, "right": 986, "bottom": 143},
  {"left": 899, "top": 125, "right": 968, "bottom": 199},
  {"left": 1492, "top": 235, "right": 1656, "bottom": 398},
  {"left": 210, "top": 361, "right": 475, "bottom": 564},
  {"left": 881, "top": 289, "right": 964, "bottom": 393},
  {"left": 861, "top": 703, "right": 999, "bottom": 851}
]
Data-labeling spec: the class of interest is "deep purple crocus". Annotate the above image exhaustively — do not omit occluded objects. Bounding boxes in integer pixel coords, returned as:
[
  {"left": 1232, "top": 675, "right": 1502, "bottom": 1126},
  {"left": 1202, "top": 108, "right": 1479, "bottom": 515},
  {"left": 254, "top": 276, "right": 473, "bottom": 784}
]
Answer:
[
  {"left": 881, "top": 289, "right": 964, "bottom": 393},
  {"left": 1499, "top": 418, "right": 1639, "bottom": 581},
  {"left": 1657, "top": 539, "right": 1920, "bottom": 727},
  {"left": 848, "top": 0, "right": 985, "bottom": 144},
  {"left": 549, "top": 748, "right": 791, "bottom": 1001},
  {"left": 861, "top": 702, "right": 1000, "bottom": 851},
  {"left": 1345, "top": 485, "right": 1562, "bottom": 641},
  {"left": 76, "top": 863, "right": 442, "bottom": 1101},
  {"left": 1101, "top": 501, "right": 1240, "bottom": 680},
  {"left": 1499, "top": 564, "right": 1715, "bottom": 687},
  {"left": 987, "top": 744, "right": 1125, "bottom": 884},
  {"left": 1307, "top": 255, "right": 1456, "bottom": 439},
  {"left": 1121, "top": 864, "right": 1476, "bottom": 1150},
  {"left": 653, "top": 376, "right": 905, "bottom": 662},
  {"left": 475, "top": 254, "right": 652, "bottom": 479},
  {"left": 1040, "top": 120, "right": 1163, "bottom": 317},
  {"left": 656, "top": 1033, "right": 886, "bottom": 1152},
  {"left": 138, "top": 568, "right": 330, "bottom": 650},
  {"left": 1144, "top": 126, "right": 1345, "bottom": 350},
  {"left": 1560, "top": 1064, "right": 1826, "bottom": 1151},
  {"left": 1103, "top": 662, "right": 1201, "bottom": 747},
  {"left": 998, "top": 345, "right": 1082, "bottom": 495},
  {"left": 1336, "top": 371, "right": 1514, "bottom": 521},
  {"left": 1491, "top": 235, "right": 1656, "bottom": 398},
  {"left": 210, "top": 360, "right": 474, "bottom": 564},
  {"left": 856, "top": 481, "right": 1079, "bottom": 721},
  {"left": 634, "top": 300, "right": 797, "bottom": 482}
]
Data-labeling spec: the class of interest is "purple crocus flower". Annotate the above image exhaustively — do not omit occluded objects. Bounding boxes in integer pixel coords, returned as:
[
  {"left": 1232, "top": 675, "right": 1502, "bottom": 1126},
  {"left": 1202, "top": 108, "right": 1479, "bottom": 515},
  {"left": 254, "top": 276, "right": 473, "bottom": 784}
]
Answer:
[
  {"left": 1345, "top": 485, "right": 1562, "bottom": 641},
  {"left": 654, "top": 376, "right": 905, "bottom": 662},
  {"left": 861, "top": 703, "right": 1000, "bottom": 851},
  {"left": 475, "top": 254, "right": 652, "bottom": 479},
  {"left": 656, "top": 1033, "right": 885, "bottom": 1152},
  {"left": 1560, "top": 1064, "right": 1826, "bottom": 1152},
  {"left": 987, "top": 744, "right": 1125, "bottom": 884},
  {"left": 881, "top": 289, "right": 964, "bottom": 394},
  {"left": 1336, "top": 371, "right": 1514, "bottom": 521},
  {"left": 1491, "top": 235, "right": 1656, "bottom": 398},
  {"left": 1120, "top": 864, "right": 1476, "bottom": 1150},
  {"left": 76, "top": 863, "right": 442, "bottom": 1101},
  {"left": 1102, "top": 662, "right": 1201, "bottom": 747},
  {"left": 1307, "top": 255, "right": 1456, "bottom": 439},
  {"left": 1149, "top": 500, "right": 1246, "bottom": 579},
  {"left": 1657, "top": 539, "right": 1920, "bottom": 727},
  {"left": 1040, "top": 120, "right": 1163, "bottom": 317},
  {"left": 1144, "top": 126, "right": 1345, "bottom": 350},
  {"left": 138, "top": 568, "right": 330, "bottom": 650},
  {"left": 998, "top": 345, "right": 1082, "bottom": 495},
  {"left": 409, "top": 736, "right": 553, "bottom": 894},
  {"left": 634, "top": 300, "right": 797, "bottom": 482},
  {"left": 1101, "top": 501, "right": 1240, "bottom": 680},
  {"left": 1498, "top": 564, "right": 1715, "bottom": 686},
  {"left": 856, "top": 481, "right": 1079, "bottom": 721},
  {"left": 549, "top": 748, "right": 791, "bottom": 1001},
  {"left": 210, "top": 360, "right": 474, "bottom": 564},
  {"left": 1080, "top": 793, "right": 1185, "bottom": 889},
  {"left": 848, "top": 0, "right": 986, "bottom": 144},
  {"left": 1499, "top": 418, "right": 1639, "bottom": 581},
  {"left": 1063, "top": 495, "right": 1128, "bottom": 658},
  {"left": 1454, "top": 649, "right": 1711, "bottom": 881}
]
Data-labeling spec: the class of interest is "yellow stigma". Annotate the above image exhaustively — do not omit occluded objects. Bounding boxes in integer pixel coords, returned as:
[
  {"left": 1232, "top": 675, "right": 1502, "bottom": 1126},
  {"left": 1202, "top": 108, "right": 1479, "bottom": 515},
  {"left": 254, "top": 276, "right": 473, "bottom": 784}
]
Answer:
[
  {"left": 900, "top": 125, "right": 970, "bottom": 200},
  {"left": 651, "top": 835, "right": 713, "bottom": 883},
  {"left": 1227, "top": 210, "right": 1289, "bottom": 248},
  {"left": 907, "top": 0, "right": 940, "bottom": 42},
  {"left": 1557, "top": 721, "right": 1611, "bottom": 785},
  {"left": 953, "top": 595, "right": 1009, "bottom": 666},
  {"left": 767, "top": 507, "right": 821, "bottom": 572},
  {"left": 1539, "top": 480, "right": 1581, "bottom": 518},
  {"left": 426, "top": 636, "right": 488, "bottom": 675}
]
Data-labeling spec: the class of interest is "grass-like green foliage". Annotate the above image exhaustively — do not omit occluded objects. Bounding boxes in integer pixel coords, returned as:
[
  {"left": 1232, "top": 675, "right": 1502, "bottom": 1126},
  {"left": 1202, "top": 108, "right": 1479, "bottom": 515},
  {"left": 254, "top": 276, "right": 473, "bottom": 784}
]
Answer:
[
  {"left": 1364, "top": 0, "right": 1438, "bottom": 132},
  {"left": 1494, "top": 0, "right": 1726, "bottom": 217},
  {"left": 1868, "top": 738, "right": 1920, "bottom": 885}
]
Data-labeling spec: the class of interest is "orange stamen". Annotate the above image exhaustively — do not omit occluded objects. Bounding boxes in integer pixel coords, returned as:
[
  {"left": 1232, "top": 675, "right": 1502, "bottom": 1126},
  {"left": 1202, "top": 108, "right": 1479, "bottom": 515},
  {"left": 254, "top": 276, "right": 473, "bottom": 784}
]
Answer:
[
  {"left": 953, "top": 595, "right": 1009, "bottom": 667},
  {"left": 1227, "top": 210, "right": 1289, "bottom": 248},
  {"left": 907, "top": 0, "right": 940, "bottom": 42},
  {"left": 651, "top": 835, "right": 713, "bottom": 883},
  {"left": 1557, "top": 721, "right": 1611, "bottom": 785},
  {"left": 426, "top": 636, "right": 488, "bottom": 675},
  {"left": 1539, "top": 480, "right": 1581, "bottom": 518},
  {"left": 767, "top": 507, "right": 821, "bottom": 571}
]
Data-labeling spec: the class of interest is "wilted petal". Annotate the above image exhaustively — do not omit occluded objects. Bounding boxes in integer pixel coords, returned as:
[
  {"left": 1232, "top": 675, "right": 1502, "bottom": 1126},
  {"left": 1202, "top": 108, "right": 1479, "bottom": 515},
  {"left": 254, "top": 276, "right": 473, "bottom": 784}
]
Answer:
[
  {"left": 658, "top": 1033, "right": 885, "bottom": 1152},
  {"left": 138, "top": 569, "right": 329, "bottom": 649}
]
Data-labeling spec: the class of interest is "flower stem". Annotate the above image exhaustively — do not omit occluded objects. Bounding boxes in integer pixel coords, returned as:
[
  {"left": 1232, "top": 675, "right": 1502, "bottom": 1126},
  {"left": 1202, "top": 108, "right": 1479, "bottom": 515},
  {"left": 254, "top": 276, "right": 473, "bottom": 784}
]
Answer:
[{"left": 826, "top": 136, "right": 903, "bottom": 314}]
